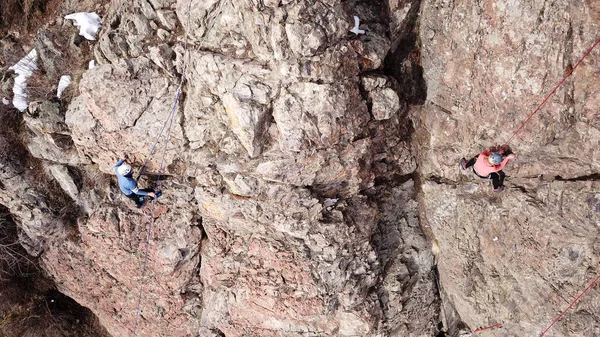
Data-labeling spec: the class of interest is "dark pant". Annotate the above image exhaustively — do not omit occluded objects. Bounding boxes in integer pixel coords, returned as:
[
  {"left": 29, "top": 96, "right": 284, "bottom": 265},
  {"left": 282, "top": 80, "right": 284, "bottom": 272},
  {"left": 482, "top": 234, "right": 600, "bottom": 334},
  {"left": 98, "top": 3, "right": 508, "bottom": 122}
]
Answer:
[
  {"left": 465, "top": 156, "right": 505, "bottom": 189},
  {"left": 125, "top": 188, "right": 155, "bottom": 207}
]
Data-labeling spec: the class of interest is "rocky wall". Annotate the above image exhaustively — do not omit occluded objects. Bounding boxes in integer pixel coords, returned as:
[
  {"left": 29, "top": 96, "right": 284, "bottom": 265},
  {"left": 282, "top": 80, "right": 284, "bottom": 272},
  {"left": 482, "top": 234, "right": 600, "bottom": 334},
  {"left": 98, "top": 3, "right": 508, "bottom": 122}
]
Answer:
[
  {"left": 416, "top": 0, "right": 600, "bottom": 336},
  {"left": 0, "top": 0, "right": 442, "bottom": 336}
]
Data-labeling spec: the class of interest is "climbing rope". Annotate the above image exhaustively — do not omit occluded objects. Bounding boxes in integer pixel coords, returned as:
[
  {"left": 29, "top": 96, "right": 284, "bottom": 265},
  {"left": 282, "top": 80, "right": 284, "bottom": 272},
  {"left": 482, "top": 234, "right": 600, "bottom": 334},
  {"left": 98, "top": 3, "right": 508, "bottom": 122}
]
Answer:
[
  {"left": 134, "top": 89, "right": 183, "bottom": 182},
  {"left": 538, "top": 273, "right": 600, "bottom": 337},
  {"left": 473, "top": 323, "right": 502, "bottom": 333},
  {"left": 500, "top": 36, "right": 600, "bottom": 151},
  {"left": 134, "top": 0, "right": 194, "bottom": 182},
  {"left": 131, "top": 0, "right": 194, "bottom": 335},
  {"left": 469, "top": 36, "right": 600, "bottom": 336},
  {"left": 490, "top": 37, "right": 600, "bottom": 337}
]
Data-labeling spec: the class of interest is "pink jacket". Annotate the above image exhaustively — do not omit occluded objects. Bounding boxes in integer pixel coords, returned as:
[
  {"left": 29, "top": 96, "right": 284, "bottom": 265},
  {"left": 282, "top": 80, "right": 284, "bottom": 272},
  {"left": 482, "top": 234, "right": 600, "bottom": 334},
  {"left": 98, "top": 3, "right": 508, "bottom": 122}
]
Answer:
[{"left": 473, "top": 152, "right": 511, "bottom": 176}]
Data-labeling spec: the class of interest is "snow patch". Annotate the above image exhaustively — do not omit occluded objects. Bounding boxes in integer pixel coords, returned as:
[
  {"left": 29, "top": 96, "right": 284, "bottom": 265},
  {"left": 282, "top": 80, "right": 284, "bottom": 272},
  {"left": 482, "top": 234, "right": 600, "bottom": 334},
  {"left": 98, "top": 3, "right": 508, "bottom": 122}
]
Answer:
[
  {"left": 64, "top": 12, "right": 102, "bottom": 40},
  {"left": 8, "top": 49, "right": 38, "bottom": 112},
  {"left": 349, "top": 16, "right": 365, "bottom": 35},
  {"left": 57, "top": 75, "right": 71, "bottom": 98},
  {"left": 89, "top": 60, "right": 95, "bottom": 69},
  {"left": 2, "top": 98, "right": 8, "bottom": 105}
]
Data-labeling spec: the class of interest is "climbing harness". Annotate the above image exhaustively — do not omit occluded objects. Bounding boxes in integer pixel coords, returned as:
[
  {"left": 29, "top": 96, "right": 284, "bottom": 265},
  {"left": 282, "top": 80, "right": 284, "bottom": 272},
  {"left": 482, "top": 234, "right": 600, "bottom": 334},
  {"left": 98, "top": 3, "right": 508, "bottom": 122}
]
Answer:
[
  {"left": 499, "top": 36, "right": 600, "bottom": 151},
  {"left": 130, "top": 1, "right": 194, "bottom": 336}
]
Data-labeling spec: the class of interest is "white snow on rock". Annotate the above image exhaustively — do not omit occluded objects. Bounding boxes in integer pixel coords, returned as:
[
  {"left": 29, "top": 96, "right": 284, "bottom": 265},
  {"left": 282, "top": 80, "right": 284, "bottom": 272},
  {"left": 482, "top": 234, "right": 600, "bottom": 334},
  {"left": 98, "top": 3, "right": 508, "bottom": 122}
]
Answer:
[
  {"left": 57, "top": 75, "right": 72, "bottom": 98},
  {"left": 2, "top": 98, "right": 8, "bottom": 105},
  {"left": 89, "top": 60, "right": 95, "bottom": 69},
  {"left": 8, "top": 49, "right": 38, "bottom": 112},
  {"left": 349, "top": 16, "right": 365, "bottom": 35},
  {"left": 64, "top": 12, "right": 102, "bottom": 40}
]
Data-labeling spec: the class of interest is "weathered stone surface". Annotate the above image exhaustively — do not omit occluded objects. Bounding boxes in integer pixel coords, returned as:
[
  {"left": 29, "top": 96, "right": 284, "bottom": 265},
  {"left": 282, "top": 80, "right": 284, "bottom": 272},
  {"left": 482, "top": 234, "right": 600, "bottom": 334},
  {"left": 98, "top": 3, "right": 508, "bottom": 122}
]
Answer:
[
  {"left": 148, "top": 43, "right": 176, "bottom": 75},
  {"left": 273, "top": 82, "right": 368, "bottom": 152},
  {"left": 344, "top": 1, "right": 394, "bottom": 71},
  {"left": 34, "top": 29, "right": 64, "bottom": 78},
  {"left": 362, "top": 75, "right": 403, "bottom": 120},
  {"left": 65, "top": 58, "right": 184, "bottom": 174},
  {"left": 7, "top": 0, "right": 600, "bottom": 336},
  {"left": 24, "top": 101, "right": 89, "bottom": 165},
  {"left": 156, "top": 9, "right": 178, "bottom": 30},
  {"left": 1, "top": 0, "right": 443, "bottom": 336},
  {"left": 49, "top": 164, "right": 79, "bottom": 200},
  {"left": 422, "top": 180, "right": 600, "bottom": 336},
  {"left": 176, "top": 0, "right": 349, "bottom": 62},
  {"left": 95, "top": 0, "right": 180, "bottom": 64},
  {"left": 0, "top": 161, "right": 74, "bottom": 256},
  {"left": 372, "top": 180, "right": 439, "bottom": 335},
  {"left": 221, "top": 91, "right": 271, "bottom": 158},
  {"left": 416, "top": 0, "right": 600, "bottom": 335},
  {"left": 41, "top": 186, "right": 203, "bottom": 337},
  {"left": 387, "top": 0, "right": 421, "bottom": 50},
  {"left": 182, "top": 51, "right": 275, "bottom": 159}
]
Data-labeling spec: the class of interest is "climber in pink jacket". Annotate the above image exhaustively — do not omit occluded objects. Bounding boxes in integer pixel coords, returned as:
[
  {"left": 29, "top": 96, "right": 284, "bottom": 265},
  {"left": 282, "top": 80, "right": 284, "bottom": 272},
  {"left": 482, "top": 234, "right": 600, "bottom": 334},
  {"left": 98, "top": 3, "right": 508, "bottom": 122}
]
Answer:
[{"left": 460, "top": 151, "right": 515, "bottom": 192}]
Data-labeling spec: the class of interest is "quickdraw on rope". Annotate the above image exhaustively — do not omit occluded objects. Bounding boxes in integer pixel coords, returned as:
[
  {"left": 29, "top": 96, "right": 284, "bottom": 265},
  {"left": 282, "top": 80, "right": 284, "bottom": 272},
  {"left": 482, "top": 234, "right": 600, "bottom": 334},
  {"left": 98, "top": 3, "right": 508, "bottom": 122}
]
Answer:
[
  {"left": 131, "top": 0, "right": 194, "bottom": 335},
  {"left": 500, "top": 36, "right": 600, "bottom": 151},
  {"left": 538, "top": 273, "right": 600, "bottom": 337}
]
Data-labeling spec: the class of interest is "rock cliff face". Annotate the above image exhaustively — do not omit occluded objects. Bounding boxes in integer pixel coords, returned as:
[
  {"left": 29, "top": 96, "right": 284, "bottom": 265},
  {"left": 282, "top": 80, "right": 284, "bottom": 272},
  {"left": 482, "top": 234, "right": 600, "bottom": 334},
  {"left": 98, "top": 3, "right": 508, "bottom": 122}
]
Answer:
[
  {"left": 417, "top": 0, "right": 600, "bottom": 336},
  {"left": 1, "top": 0, "right": 599, "bottom": 336},
  {"left": 2, "top": 0, "right": 439, "bottom": 336}
]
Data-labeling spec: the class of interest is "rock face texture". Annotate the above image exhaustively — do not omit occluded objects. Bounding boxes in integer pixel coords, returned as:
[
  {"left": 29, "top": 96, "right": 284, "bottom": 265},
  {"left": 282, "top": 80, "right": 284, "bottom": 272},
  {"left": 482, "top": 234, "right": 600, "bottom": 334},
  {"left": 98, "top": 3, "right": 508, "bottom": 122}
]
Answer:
[
  {"left": 3, "top": 0, "right": 599, "bottom": 336},
  {"left": 417, "top": 0, "right": 600, "bottom": 336},
  {"left": 1, "top": 0, "right": 440, "bottom": 336}
]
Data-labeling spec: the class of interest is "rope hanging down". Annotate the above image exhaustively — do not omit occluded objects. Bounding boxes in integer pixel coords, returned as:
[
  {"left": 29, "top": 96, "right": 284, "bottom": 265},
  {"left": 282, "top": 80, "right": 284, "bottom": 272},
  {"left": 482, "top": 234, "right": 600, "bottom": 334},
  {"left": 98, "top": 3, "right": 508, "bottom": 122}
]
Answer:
[
  {"left": 131, "top": 0, "right": 194, "bottom": 335},
  {"left": 499, "top": 37, "right": 600, "bottom": 336},
  {"left": 500, "top": 35, "right": 600, "bottom": 151},
  {"left": 131, "top": 85, "right": 182, "bottom": 337},
  {"left": 135, "top": 88, "right": 183, "bottom": 182},
  {"left": 473, "top": 323, "right": 502, "bottom": 333},
  {"left": 538, "top": 273, "right": 600, "bottom": 337},
  {"left": 134, "top": 1, "right": 194, "bottom": 182}
]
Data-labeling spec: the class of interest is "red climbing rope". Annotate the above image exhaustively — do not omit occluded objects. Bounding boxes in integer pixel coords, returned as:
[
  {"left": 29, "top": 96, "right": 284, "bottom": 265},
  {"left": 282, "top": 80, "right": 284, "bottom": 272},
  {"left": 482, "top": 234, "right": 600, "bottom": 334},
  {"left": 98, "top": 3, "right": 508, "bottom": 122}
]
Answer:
[
  {"left": 473, "top": 323, "right": 502, "bottom": 333},
  {"left": 500, "top": 36, "right": 600, "bottom": 150},
  {"left": 538, "top": 273, "right": 600, "bottom": 337}
]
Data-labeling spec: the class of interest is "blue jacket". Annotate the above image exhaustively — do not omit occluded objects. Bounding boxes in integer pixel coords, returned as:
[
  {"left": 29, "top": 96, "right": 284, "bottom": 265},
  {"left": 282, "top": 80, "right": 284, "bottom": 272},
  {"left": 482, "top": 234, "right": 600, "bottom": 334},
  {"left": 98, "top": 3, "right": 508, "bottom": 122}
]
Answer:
[{"left": 114, "top": 159, "right": 148, "bottom": 196}]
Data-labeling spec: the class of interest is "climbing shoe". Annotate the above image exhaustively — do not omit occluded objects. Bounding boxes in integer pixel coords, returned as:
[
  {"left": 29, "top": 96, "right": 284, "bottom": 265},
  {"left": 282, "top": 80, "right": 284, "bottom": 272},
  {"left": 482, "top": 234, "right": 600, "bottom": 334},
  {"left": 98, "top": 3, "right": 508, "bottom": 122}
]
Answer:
[
  {"left": 493, "top": 186, "right": 504, "bottom": 192},
  {"left": 460, "top": 158, "right": 468, "bottom": 171}
]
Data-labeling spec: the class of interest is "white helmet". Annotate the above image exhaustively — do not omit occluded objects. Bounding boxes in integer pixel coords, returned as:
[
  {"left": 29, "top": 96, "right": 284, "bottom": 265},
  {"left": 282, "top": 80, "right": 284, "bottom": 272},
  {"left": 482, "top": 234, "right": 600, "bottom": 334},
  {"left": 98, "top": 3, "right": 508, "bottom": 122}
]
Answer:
[{"left": 117, "top": 164, "right": 132, "bottom": 176}]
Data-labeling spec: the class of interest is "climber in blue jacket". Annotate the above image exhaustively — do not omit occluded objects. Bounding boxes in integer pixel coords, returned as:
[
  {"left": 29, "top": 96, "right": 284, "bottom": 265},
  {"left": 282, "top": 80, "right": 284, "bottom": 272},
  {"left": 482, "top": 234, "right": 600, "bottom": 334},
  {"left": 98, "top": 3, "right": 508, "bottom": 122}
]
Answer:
[{"left": 114, "top": 154, "right": 157, "bottom": 208}]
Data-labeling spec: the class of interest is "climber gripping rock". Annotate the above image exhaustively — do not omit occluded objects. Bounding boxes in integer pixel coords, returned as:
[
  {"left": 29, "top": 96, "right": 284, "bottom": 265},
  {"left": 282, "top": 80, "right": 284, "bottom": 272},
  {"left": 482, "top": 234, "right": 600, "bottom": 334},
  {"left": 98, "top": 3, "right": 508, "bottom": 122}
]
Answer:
[
  {"left": 114, "top": 154, "right": 160, "bottom": 208},
  {"left": 460, "top": 150, "right": 515, "bottom": 192}
]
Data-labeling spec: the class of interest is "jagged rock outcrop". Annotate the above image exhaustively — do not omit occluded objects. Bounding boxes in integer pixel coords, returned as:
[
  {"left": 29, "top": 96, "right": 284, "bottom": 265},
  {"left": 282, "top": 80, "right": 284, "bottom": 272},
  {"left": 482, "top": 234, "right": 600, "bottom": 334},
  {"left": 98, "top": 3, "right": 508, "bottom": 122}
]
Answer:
[
  {"left": 9, "top": 0, "right": 596, "bottom": 336},
  {"left": 1, "top": 0, "right": 439, "bottom": 336},
  {"left": 416, "top": 0, "right": 600, "bottom": 335}
]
